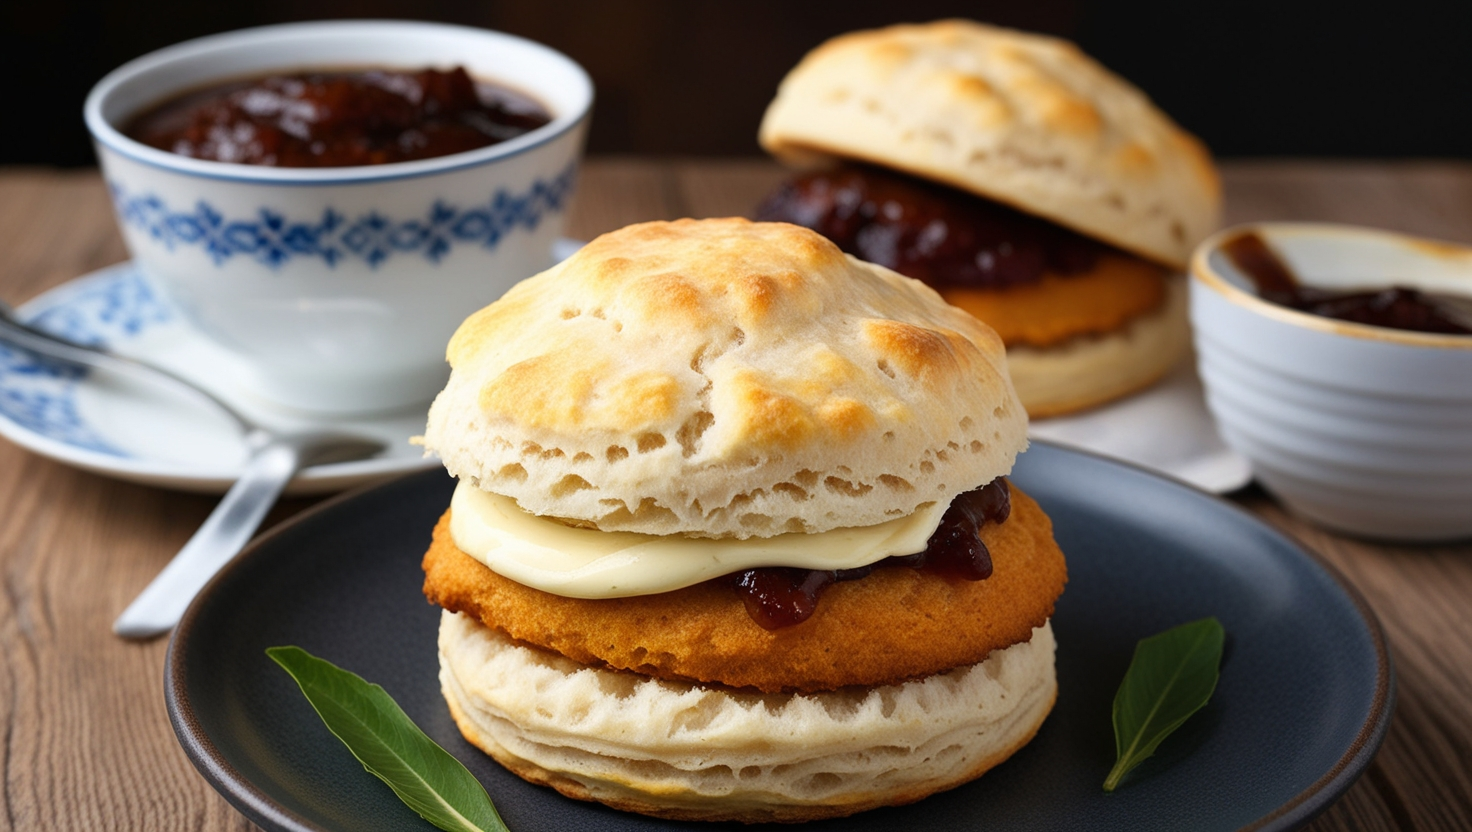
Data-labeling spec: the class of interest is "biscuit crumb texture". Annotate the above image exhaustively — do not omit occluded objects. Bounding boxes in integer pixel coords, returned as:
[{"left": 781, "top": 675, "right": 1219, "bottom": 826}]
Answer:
[
  {"left": 439, "top": 611, "right": 1057, "bottom": 823},
  {"left": 759, "top": 20, "right": 1220, "bottom": 268},
  {"left": 424, "top": 218, "right": 1026, "bottom": 538}
]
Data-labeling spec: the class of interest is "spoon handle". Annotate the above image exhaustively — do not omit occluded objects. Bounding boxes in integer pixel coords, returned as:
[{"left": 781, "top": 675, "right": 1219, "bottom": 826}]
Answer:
[
  {"left": 113, "top": 439, "right": 304, "bottom": 639},
  {"left": 0, "top": 303, "right": 253, "bottom": 435}
]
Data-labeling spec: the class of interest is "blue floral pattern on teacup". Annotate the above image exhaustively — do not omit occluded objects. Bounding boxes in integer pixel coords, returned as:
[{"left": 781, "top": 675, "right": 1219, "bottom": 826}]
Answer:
[{"left": 109, "top": 161, "right": 578, "bottom": 269}]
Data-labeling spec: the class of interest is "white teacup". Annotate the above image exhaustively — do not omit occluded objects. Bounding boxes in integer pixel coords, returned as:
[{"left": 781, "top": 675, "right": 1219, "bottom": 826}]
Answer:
[{"left": 85, "top": 21, "right": 592, "bottom": 414}]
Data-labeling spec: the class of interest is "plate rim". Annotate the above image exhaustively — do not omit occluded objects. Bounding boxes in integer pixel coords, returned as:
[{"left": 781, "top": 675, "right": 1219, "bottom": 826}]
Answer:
[
  {"left": 166, "top": 468, "right": 423, "bottom": 832},
  {"left": 164, "top": 441, "right": 1395, "bottom": 832}
]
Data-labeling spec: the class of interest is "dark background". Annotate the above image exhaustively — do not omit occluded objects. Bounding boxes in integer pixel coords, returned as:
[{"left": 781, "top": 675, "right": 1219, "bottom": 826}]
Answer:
[{"left": 4, "top": 0, "right": 1471, "bottom": 166}]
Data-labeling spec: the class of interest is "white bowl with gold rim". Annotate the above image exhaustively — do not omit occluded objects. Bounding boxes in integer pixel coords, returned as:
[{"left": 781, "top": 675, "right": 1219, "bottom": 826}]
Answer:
[{"left": 1189, "top": 222, "right": 1472, "bottom": 541}]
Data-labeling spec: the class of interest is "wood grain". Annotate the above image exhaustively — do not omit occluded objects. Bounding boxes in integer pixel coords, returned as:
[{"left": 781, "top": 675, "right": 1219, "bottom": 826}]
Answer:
[{"left": 1, "top": 160, "right": 1469, "bottom": 832}]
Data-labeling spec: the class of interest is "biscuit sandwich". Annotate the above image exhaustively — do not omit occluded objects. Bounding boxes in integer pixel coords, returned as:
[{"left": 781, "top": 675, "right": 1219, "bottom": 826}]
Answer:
[
  {"left": 757, "top": 20, "right": 1222, "bottom": 417},
  {"left": 421, "top": 217, "right": 1067, "bottom": 822}
]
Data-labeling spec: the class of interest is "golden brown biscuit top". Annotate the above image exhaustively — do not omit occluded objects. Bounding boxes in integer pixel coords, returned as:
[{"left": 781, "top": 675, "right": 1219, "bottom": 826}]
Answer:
[
  {"left": 424, "top": 218, "right": 1027, "bottom": 538},
  {"left": 759, "top": 20, "right": 1221, "bottom": 268}
]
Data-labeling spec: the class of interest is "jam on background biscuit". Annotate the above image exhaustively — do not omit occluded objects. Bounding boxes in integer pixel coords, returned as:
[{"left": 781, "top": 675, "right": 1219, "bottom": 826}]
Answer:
[{"left": 759, "top": 20, "right": 1221, "bottom": 271}]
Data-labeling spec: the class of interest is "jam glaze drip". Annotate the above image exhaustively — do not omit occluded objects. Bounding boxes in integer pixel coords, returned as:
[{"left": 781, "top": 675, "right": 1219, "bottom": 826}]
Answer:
[
  {"left": 734, "top": 478, "right": 1011, "bottom": 630},
  {"left": 755, "top": 164, "right": 1110, "bottom": 290}
]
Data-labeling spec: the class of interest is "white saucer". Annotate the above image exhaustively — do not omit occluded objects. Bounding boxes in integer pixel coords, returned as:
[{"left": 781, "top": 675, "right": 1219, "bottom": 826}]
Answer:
[
  {"left": 1028, "top": 359, "right": 1252, "bottom": 493},
  {"left": 0, "top": 262, "right": 441, "bottom": 495}
]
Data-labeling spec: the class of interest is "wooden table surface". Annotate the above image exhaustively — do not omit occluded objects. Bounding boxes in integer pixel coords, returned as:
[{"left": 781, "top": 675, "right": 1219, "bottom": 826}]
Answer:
[{"left": 1, "top": 159, "right": 1469, "bottom": 831}]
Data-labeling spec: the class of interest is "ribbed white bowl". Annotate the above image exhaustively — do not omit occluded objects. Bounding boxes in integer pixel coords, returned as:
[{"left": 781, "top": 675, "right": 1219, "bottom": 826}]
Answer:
[{"left": 1190, "top": 223, "right": 1472, "bottom": 541}]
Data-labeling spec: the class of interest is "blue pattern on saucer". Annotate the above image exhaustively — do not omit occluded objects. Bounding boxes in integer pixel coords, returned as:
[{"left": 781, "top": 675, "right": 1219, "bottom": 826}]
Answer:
[
  {"left": 110, "top": 161, "right": 578, "bottom": 269},
  {"left": 0, "top": 266, "right": 171, "bottom": 456}
]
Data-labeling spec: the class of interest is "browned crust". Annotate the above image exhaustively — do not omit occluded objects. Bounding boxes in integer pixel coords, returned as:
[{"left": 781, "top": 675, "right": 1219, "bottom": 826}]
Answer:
[
  {"left": 443, "top": 664, "right": 1057, "bottom": 824},
  {"left": 423, "top": 486, "right": 1066, "bottom": 693}
]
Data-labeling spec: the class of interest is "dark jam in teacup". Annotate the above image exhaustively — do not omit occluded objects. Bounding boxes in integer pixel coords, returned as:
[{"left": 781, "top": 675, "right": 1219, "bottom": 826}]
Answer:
[
  {"left": 1221, "top": 232, "right": 1472, "bottom": 335},
  {"left": 124, "top": 66, "right": 552, "bottom": 168}
]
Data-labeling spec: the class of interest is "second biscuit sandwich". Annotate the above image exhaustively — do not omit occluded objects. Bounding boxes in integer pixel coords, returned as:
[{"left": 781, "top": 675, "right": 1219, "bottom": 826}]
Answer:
[
  {"left": 421, "top": 218, "right": 1067, "bottom": 822},
  {"left": 757, "top": 20, "right": 1222, "bottom": 417}
]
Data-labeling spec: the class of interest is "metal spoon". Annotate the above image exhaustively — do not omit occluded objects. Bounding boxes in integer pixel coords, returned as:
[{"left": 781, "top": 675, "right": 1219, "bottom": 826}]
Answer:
[{"left": 0, "top": 301, "right": 384, "bottom": 639}]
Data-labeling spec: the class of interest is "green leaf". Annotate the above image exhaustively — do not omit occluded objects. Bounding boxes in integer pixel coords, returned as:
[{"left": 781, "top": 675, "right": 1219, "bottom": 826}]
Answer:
[
  {"left": 1104, "top": 617, "right": 1225, "bottom": 793},
  {"left": 266, "top": 646, "right": 509, "bottom": 832}
]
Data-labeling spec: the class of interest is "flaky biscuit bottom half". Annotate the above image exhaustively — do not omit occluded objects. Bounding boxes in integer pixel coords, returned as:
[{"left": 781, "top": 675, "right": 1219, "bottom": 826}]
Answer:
[
  {"left": 1002, "top": 275, "right": 1189, "bottom": 418},
  {"left": 439, "top": 610, "right": 1057, "bottom": 824}
]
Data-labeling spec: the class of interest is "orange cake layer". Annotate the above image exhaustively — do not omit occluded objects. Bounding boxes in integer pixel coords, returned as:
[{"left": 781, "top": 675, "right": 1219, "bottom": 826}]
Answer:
[
  {"left": 942, "top": 253, "right": 1168, "bottom": 348},
  {"left": 423, "top": 486, "right": 1066, "bottom": 694}
]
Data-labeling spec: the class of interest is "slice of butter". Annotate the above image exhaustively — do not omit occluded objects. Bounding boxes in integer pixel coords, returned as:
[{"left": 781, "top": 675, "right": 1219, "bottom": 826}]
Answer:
[{"left": 448, "top": 479, "right": 947, "bottom": 599}]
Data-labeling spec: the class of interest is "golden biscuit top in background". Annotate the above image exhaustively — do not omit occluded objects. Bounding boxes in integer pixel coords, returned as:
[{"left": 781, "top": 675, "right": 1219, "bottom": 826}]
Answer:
[
  {"left": 759, "top": 20, "right": 1222, "bottom": 268},
  {"left": 424, "top": 218, "right": 1027, "bottom": 538}
]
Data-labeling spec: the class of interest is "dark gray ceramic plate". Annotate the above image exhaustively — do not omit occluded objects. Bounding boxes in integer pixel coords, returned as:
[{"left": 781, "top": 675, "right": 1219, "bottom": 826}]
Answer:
[{"left": 166, "top": 441, "right": 1393, "bottom": 832}]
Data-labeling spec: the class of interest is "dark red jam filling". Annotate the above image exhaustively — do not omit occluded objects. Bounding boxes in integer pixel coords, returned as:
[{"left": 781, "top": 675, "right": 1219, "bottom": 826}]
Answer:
[
  {"left": 733, "top": 478, "right": 1011, "bottom": 630},
  {"left": 125, "top": 66, "right": 552, "bottom": 168},
  {"left": 1222, "top": 232, "right": 1472, "bottom": 335},
  {"left": 755, "top": 164, "right": 1109, "bottom": 290}
]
